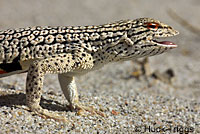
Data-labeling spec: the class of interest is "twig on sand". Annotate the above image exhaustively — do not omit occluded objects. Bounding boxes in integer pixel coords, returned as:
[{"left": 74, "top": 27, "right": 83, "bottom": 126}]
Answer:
[{"left": 167, "top": 9, "right": 200, "bottom": 36}]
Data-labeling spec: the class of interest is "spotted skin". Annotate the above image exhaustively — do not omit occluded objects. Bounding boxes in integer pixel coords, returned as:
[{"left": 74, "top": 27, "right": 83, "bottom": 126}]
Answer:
[{"left": 0, "top": 18, "right": 179, "bottom": 121}]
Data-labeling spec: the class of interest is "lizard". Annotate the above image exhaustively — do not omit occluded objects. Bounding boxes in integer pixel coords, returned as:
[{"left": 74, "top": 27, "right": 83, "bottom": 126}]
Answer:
[{"left": 0, "top": 18, "right": 179, "bottom": 122}]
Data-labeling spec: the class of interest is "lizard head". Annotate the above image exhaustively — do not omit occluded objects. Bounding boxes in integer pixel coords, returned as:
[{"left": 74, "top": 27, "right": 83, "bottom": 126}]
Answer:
[{"left": 114, "top": 18, "right": 179, "bottom": 60}]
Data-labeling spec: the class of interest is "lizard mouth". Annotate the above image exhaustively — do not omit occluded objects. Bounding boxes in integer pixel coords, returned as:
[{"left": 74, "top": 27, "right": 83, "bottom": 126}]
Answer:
[{"left": 153, "top": 40, "right": 178, "bottom": 48}]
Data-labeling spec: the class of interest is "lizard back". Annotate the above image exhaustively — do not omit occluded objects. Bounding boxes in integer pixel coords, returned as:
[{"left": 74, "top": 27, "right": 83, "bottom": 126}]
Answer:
[
  {"left": 0, "top": 18, "right": 179, "bottom": 77},
  {"left": 0, "top": 20, "right": 131, "bottom": 76}
]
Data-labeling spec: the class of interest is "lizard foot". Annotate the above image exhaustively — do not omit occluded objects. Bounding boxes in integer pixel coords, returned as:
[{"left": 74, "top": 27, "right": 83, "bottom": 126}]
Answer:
[
  {"left": 70, "top": 103, "right": 106, "bottom": 117},
  {"left": 29, "top": 105, "right": 68, "bottom": 122}
]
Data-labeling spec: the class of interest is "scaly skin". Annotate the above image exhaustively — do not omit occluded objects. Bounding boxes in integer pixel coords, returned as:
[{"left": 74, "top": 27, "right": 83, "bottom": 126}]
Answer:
[{"left": 0, "top": 18, "right": 179, "bottom": 121}]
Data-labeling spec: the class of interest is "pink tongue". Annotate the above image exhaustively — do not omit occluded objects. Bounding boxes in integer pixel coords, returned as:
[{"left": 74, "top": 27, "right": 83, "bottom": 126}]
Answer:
[{"left": 158, "top": 41, "right": 176, "bottom": 45}]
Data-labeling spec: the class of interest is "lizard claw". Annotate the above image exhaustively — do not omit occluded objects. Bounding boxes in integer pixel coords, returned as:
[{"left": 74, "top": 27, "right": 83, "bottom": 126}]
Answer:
[{"left": 70, "top": 103, "right": 106, "bottom": 117}]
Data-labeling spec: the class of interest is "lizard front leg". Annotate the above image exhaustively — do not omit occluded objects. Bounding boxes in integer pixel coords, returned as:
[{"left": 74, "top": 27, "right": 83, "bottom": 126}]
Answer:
[
  {"left": 58, "top": 74, "right": 105, "bottom": 117},
  {"left": 26, "top": 54, "right": 76, "bottom": 122},
  {"left": 26, "top": 61, "right": 68, "bottom": 122},
  {"left": 58, "top": 74, "right": 79, "bottom": 110}
]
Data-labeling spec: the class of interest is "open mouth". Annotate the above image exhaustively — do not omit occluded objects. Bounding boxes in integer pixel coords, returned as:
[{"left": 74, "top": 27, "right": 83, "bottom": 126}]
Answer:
[{"left": 153, "top": 40, "right": 178, "bottom": 48}]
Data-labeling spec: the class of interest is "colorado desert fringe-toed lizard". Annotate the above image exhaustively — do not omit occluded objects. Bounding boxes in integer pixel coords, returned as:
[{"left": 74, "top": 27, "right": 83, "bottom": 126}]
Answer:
[{"left": 0, "top": 18, "right": 179, "bottom": 121}]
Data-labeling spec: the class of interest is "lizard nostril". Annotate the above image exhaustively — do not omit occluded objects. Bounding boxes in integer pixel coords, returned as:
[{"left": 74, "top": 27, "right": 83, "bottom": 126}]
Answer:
[{"left": 168, "top": 26, "right": 172, "bottom": 29}]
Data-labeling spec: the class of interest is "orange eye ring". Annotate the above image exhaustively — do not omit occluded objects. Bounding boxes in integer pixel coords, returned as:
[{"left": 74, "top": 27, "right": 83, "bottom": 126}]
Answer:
[{"left": 145, "top": 22, "right": 159, "bottom": 30}]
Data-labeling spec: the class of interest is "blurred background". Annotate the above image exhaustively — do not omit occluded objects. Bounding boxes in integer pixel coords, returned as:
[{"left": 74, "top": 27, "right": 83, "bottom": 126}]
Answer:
[{"left": 0, "top": 0, "right": 199, "bottom": 28}]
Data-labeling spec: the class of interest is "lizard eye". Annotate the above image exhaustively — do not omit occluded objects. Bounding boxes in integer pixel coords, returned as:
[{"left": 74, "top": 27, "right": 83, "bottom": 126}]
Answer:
[{"left": 145, "top": 22, "right": 159, "bottom": 30}]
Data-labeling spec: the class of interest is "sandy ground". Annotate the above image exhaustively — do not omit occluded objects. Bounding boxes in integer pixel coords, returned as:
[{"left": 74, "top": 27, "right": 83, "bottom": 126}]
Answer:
[{"left": 0, "top": 0, "right": 199, "bottom": 133}]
